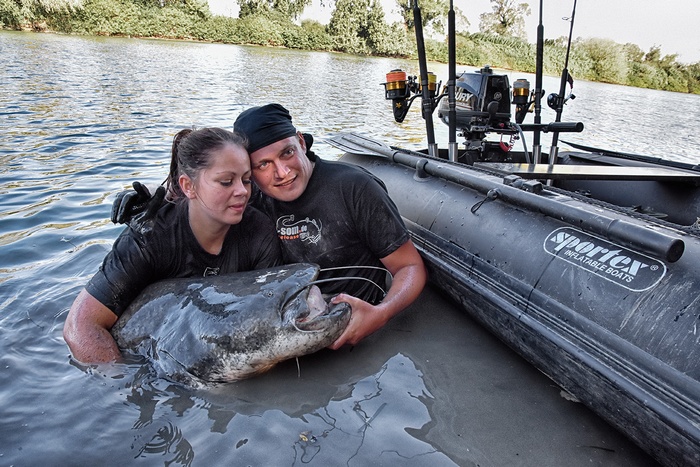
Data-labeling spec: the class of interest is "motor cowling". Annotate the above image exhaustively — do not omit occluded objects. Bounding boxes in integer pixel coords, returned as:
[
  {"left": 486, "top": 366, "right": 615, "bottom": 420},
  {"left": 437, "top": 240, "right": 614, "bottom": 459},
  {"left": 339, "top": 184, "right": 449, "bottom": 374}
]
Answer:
[{"left": 437, "top": 65, "right": 512, "bottom": 137}]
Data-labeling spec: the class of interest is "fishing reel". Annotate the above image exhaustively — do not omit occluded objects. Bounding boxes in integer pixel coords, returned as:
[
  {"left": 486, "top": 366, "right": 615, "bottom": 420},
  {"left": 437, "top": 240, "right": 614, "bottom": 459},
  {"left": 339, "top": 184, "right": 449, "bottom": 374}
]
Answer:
[
  {"left": 547, "top": 89, "right": 576, "bottom": 110},
  {"left": 382, "top": 69, "right": 439, "bottom": 123},
  {"left": 547, "top": 70, "right": 576, "bottom": 111},
  {"left": 512, "top": 78, "right": 533, "bottom": 124}
]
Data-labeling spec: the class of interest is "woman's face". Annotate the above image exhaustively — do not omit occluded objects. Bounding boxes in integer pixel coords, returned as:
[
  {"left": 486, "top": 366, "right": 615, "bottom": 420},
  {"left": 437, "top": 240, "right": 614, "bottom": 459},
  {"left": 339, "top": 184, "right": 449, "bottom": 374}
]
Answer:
[{"left": 181, "top": 143, "right": 252, "bottom": 227}]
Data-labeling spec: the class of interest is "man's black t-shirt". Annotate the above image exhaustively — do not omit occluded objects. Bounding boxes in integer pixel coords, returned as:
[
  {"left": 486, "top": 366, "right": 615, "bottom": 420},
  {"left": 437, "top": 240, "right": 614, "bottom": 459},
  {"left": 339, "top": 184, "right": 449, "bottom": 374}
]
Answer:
[
  {"left": 252, "top": 156, "right": 409, "bottom": 304},
  {"left": 87, "top": 201, "right": 282, "bottom": 316}
]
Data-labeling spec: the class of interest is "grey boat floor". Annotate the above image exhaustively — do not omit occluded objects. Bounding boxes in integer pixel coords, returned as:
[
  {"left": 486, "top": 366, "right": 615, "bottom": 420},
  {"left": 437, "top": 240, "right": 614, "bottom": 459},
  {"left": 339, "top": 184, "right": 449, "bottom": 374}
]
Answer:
[{"left": 236, "top": 284, "right": 659, "bottom": 466}]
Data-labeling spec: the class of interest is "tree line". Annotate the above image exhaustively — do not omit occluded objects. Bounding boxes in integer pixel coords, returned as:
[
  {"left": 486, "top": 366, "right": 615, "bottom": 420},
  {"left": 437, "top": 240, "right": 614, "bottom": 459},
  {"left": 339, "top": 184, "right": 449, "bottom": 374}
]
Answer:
[{"left": 2, "top": 0, "right": 698, "bottom": 94}]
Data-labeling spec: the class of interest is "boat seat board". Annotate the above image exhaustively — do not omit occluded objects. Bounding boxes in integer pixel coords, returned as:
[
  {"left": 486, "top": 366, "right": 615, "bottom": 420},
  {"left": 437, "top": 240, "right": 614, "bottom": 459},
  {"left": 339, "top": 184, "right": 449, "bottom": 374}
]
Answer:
[{"left": 475, "top": 162, "right": 700, "bottom": 185}]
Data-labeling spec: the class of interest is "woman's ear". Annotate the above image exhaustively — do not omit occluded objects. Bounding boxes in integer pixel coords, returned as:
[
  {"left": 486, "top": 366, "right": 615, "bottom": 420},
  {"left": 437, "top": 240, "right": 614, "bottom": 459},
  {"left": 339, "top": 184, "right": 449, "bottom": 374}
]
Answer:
[{"left": 179, "top": 175, "right": 196, "bottom": 199}]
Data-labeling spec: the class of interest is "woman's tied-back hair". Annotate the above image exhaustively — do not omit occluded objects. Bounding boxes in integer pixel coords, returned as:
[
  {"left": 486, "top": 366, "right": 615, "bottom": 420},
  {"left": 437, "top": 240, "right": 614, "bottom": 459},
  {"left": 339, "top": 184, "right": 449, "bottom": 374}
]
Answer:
[{"left": 166, "top": 127, "right": 247, "bottom": 200}]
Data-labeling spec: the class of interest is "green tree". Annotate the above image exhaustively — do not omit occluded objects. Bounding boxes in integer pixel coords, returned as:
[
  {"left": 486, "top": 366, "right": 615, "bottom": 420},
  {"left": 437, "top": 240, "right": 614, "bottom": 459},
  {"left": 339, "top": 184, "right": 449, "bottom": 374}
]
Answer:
[
  {"left": 367, "top": 2, "right": 411, "bottom": 56},
  {"left": 327, "top": 0, "right": 381, "bottom": 54},
  {"left": 237, "top": 0, "right": 311, "bottom": 19},
  {"left": 327, "top": 0, "right": 366, "bottom": 54},
  {"left": 453, "top": 5, "right": 469, "bottom": 33},
  {"left": 622, "top": 42, "right": 644, "bottom": 62},
  {"left": 395, "top": 0, "right": 448, "bottom": 34},
  {"left": 686, "top": 62, "right": 700, "bottom": 94},
  {"left": 478, "top": 0, "right": 530, "bottom": 40},
  {"left": 662, "top": 62, "right": 688, "bottom": 92},
  {"left": 1, "top": 0, "right": 83, "bottom": 28},
  {"left": 644, "top": 45, "right": 662, "bottom": 64}
]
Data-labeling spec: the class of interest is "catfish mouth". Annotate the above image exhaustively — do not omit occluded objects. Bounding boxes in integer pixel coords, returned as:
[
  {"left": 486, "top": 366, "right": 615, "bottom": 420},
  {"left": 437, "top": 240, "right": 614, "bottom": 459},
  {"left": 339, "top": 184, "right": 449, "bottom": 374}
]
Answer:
[
  {"left": 281, "top": 264, "right": 390, "bottom": 332},
  {"left": 292, "top": 284, "right": 350, "bottom": 332}
]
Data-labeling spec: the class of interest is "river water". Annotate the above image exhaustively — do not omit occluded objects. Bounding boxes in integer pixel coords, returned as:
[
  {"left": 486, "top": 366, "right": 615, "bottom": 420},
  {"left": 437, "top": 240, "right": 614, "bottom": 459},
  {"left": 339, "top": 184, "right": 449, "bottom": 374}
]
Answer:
[{"left": 2, "top": 30, "right": 697, "bottom": 466}]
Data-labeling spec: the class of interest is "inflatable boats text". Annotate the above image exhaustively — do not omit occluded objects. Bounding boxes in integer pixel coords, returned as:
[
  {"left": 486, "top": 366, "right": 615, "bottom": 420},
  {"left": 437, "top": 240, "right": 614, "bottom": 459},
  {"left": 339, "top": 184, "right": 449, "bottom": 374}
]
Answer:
[{"left": 543, "top": 227, "right": 666, "bottom": 292}]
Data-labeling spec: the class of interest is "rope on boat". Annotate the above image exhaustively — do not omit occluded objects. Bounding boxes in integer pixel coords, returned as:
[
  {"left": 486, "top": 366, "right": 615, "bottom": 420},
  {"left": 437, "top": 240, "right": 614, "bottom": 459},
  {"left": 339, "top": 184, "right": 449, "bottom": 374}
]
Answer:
[{"left": 471, "top": 188, "right": 501, "bottom": 214}]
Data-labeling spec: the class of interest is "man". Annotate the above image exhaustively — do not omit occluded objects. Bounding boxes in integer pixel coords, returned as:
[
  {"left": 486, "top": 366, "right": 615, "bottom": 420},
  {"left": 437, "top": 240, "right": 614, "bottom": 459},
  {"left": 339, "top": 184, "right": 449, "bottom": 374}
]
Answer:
[
  {"left": 233, "top": 104, "right": 426, "bottom": 349},
  {"left": 114, "top": 104, "right": 427, "bottom": 349}
]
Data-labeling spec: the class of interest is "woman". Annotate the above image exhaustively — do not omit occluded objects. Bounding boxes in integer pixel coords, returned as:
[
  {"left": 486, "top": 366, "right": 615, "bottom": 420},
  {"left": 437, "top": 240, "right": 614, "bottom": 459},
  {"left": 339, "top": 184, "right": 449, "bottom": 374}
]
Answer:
[{"left": 63, "top": 128, "right": 282, "bottom": 363}]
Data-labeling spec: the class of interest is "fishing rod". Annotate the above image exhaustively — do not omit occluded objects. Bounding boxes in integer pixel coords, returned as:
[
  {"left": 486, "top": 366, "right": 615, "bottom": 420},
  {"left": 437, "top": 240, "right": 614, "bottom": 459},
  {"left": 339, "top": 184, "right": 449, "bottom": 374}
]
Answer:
[
  {"left": 532, "top": 0, "right": 544, "bottom": 164},
  {"left": 447, "top": 0, "right": 457, "bottom": 161},
  {"left": 413, "top": 0, "right": 438, "bottom": 158},
  {"left": 548, "top": 0, "right": 578, "bottom": 168}
]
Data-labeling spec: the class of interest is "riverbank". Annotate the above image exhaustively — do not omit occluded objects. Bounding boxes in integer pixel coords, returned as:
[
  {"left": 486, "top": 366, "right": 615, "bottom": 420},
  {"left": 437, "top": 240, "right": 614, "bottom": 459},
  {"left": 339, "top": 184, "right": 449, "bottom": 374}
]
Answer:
[{"left": 2, "top": 0, "right": 699, "bottom": 94}]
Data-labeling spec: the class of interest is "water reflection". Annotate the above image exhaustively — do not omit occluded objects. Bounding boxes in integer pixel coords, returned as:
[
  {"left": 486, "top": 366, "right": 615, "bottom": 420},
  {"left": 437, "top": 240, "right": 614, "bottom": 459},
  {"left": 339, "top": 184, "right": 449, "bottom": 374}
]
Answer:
[
  {"left": 132, "top": 419, "right": 195, "bottom": 466},
  {"left": 112, "top": 353, "right": 453, "bottom": 466}
]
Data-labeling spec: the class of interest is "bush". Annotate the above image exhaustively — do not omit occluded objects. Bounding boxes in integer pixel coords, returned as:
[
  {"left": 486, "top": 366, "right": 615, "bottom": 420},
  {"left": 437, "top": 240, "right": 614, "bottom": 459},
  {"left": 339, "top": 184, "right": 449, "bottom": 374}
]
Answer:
[
  {"left": 0, "top": 0, "right": 23, "bottom": 28},
  {"left": 235, "top": 14, "right": 284, "bottom": 46},
  {"left": 627, "top": 62, "right": 665, "bottom": 90},
  {"left": 577, "top": 38, "right": 628, "bottom": 84},
  {"left": 280, "top": 20, "right": 334, "bottom": 51},
  {"left": 685, "top": 63, "right": 700, "bottom": 94},
  {"left": 662, "top": 64, "right": 689, "bottom": 93},
  {"left": 202, "top": 15, "right": 239, "bottom": 43},
  {"left": 67, "top": 0, "right": 142, "bottom": 35},
  {"left": 298, "top": 20, "right": 333, "bottom": 51}
]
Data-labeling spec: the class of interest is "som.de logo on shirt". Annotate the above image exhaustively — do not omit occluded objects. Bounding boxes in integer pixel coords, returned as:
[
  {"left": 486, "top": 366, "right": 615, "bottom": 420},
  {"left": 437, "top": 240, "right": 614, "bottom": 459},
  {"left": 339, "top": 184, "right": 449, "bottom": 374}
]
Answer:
[{"left": 276, "top": 214, "right": 322, "bottom": 245}]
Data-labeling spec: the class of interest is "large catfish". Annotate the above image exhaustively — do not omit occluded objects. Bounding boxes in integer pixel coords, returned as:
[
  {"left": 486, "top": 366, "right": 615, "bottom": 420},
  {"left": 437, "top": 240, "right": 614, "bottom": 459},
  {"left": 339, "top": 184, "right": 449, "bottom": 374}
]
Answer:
[{"left": 111, "top": 263, "right": 350, "bottom": 384}]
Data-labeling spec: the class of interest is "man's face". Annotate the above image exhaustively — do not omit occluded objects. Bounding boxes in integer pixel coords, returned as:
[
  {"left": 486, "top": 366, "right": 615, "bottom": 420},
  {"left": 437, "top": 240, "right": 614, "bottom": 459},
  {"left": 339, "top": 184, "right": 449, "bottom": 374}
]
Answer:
[{"left": 249, "top": 133, "right": 313, "bottom": 202}]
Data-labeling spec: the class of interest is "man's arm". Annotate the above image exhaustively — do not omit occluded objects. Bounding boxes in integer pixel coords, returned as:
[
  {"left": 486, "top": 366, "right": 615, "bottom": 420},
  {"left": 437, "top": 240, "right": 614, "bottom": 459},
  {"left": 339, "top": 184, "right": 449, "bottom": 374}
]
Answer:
[
  {"left": 329, "top": 240, "right": 427, "bottom": 349},
  {"left": 63, "top": 289, "right": 121, "bottom": 363}
]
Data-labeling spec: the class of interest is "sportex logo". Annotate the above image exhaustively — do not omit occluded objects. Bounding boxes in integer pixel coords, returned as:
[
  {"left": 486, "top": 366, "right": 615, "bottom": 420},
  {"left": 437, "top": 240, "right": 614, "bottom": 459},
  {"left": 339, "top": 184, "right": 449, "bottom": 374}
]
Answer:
[{"left": 543, "top": 227, "right": 666, "bottom": 292}]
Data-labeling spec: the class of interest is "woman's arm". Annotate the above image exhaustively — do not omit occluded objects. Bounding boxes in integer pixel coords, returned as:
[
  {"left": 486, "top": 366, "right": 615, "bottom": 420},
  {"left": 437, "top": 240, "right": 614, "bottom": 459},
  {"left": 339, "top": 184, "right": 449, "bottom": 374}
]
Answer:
[{"left": 63, "top": 289, "right": 121, "bottom": 363}]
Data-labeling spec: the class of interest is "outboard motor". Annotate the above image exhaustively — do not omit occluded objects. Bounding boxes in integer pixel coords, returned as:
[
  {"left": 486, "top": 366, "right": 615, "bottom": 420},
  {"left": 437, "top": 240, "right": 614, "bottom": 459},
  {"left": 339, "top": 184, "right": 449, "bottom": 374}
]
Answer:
[{"left": 436, "top": 65, "right": 512, "bottom": 142}]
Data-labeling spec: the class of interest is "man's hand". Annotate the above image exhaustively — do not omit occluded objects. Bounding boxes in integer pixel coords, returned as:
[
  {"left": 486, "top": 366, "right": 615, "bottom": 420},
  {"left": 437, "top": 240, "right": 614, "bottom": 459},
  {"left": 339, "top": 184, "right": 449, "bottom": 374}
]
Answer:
[
  {"left": 110, "top": 181, "right": 165, "bottom": 225},
  {"left": 327, "top": 294, "right": 390, "bottom": 350},
  {"left": 328, "top": 241, "right": 427, "bottom": 350}
]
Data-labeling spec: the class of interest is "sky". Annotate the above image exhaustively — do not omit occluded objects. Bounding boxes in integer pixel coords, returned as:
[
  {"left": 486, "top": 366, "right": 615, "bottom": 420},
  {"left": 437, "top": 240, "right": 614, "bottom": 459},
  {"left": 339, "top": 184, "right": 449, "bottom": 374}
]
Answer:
[{"left": 208, "top": 0, "right": 700, "bottom": 64}]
